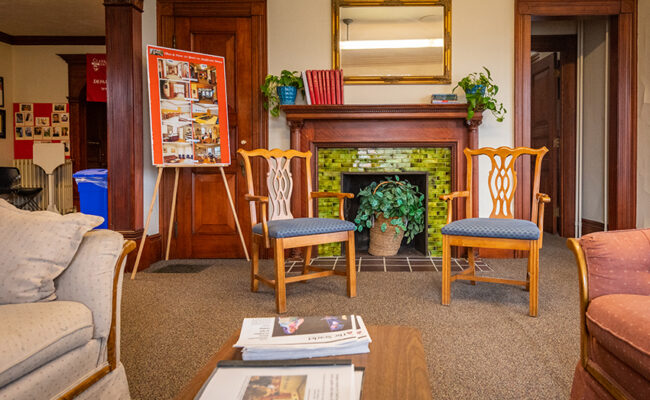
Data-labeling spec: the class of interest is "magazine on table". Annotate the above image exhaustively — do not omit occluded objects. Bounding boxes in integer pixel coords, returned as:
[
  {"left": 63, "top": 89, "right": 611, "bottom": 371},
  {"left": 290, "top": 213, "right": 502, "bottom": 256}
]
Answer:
[
  {"left": 234, "top": 315, "right": 371, "bottom": 360},
  {"left": 195, "top": 360, "right": 364, "bottom": 400}
]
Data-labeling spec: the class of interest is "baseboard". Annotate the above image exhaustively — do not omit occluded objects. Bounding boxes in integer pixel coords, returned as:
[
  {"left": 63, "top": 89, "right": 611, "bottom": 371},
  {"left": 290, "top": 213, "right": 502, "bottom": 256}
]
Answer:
[
  {"left": 581, "top": 219, "right": 605, "bottom": 235},
  {"left": 124, "top": 233, "right": 162, "bottom": 272}
]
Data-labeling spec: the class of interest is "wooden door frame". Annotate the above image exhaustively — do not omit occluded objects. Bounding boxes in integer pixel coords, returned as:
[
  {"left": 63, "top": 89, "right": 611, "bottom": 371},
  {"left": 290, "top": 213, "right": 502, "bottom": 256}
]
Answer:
[
  {"left": 515, "top": 0, "right": 637, "bottom": 232},
  {"left": 531, "top": 34, "right": 578, "bottom": 237},
  {"left": 156, "top": 0, "right": 268, "bottom": 258}
]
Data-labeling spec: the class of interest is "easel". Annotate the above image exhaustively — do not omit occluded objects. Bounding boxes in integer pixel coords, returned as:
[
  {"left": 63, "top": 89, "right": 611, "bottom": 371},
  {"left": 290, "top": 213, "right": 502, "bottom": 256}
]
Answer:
[{"left": 130, "top": 165, "right": 250, "bottom": 279}]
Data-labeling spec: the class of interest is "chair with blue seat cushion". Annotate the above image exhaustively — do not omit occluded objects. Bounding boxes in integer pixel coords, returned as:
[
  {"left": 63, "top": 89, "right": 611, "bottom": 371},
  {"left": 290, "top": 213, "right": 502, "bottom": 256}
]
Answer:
[
  {"left": 238, "top": 148, "right": 357, "bottom": 313},
  {"left": 440, "top": 146, "right": 549, "bottom": 316}
]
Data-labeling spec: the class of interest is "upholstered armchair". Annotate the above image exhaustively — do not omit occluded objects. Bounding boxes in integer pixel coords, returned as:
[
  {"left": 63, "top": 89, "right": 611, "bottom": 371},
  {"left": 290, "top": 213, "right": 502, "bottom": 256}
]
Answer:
[{"left": 567, "top": 229, "right": 650, "bottom": 399}]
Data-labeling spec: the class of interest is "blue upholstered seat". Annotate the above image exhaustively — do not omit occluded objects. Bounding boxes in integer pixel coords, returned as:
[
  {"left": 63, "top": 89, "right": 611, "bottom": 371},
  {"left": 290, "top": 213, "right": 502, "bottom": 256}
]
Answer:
[
  {"left": 441, "top": 218, "right": 540, "bottom": 240},
  {"left": 252, "top": 218, "right": 356, "bottom": 239}
]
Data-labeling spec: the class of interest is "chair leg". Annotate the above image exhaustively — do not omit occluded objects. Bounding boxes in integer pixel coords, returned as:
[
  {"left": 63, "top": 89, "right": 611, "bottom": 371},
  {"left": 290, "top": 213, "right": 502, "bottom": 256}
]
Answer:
[
  {"left": 344, "top": 230, "right": 357, "bottom": 298},
  {"left": 529, "top": 241, "right": 539, "bottom": 317},
  {"left": 302, "top": 245, "right": 312, "bottom": 275},
  {"left": 273, "top": 239, "right": 287, "bottom": 313},
  {"left": 525, "top": 250, "right": 532, "bottom": 292},
  {"left": 251, "top": 237, "right": 259, "bottom": 292},
  {"left": 467, "top": 247, "right": 476, "bottom": 285},
  {"left": 441, "top": 235, "right": 451, "bottom": 305}
]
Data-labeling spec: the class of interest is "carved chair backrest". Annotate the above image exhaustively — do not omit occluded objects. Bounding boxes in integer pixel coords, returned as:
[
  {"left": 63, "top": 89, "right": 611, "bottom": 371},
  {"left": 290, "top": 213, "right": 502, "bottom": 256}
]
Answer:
[
  {"left": 238, "top": 148, "right": 313, "bottom": 227},
  {"left": 464, "top": 146, "right": 548, "bottom": 221}
]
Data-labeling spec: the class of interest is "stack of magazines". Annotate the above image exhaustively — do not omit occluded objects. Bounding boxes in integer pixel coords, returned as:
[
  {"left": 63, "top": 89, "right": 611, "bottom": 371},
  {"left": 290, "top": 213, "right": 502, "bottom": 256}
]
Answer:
[{"left": 234, "top": 315, "right": 371, "bottom": 361}]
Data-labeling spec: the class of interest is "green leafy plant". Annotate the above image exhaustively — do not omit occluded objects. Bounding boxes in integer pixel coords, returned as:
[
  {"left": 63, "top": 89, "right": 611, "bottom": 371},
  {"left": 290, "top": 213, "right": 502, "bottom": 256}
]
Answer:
[
  {"left": 260, "top": 70, "right": 304, "bottom": 117},
  {"left": 453, "top": 67, "right": 507, "bottom": 122},
  {"left": 354, "top": 176, "right": 426, "bottom": 243}
]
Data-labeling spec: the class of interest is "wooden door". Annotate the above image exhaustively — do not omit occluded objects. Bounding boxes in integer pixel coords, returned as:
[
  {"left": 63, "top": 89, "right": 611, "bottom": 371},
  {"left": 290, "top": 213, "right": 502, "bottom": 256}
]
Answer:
[
  {"left": 160, "top": 16, "right": 257, "bottom": 258},
  {"left": 531, "top": 53, "right": 559, "bottom": 234}
]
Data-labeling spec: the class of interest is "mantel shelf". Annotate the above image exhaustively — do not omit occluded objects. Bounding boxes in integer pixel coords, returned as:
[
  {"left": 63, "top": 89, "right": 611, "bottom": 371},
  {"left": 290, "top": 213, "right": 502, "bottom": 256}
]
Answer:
[{"left": 281, "top": 103, "right": 482, "bottom": 122}]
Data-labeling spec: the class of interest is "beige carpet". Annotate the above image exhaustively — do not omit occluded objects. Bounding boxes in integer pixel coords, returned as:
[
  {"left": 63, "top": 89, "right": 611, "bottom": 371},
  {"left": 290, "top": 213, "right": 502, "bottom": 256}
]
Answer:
[{"left": 121, "top": 234, "right": 579, "bottom": 399}]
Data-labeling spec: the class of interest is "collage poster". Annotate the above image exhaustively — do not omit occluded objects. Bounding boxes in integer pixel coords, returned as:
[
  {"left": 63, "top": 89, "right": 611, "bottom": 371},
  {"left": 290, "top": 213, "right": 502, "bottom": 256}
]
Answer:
[
  {"left": 13, "top": 102, "right": 70, "bottom": 159},
  {"left": 146, "top": 45, "right": 230, "bottom": 167}
]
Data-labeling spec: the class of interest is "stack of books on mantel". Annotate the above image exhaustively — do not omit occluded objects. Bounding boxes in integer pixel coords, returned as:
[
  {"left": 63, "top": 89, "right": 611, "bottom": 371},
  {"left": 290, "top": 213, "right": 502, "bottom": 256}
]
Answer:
[
  {"left": 234, "top": 315, "right": 371, "bottom": 360},
  {"left": 302, "top": 70, "right": 344, "bottom": 105}
]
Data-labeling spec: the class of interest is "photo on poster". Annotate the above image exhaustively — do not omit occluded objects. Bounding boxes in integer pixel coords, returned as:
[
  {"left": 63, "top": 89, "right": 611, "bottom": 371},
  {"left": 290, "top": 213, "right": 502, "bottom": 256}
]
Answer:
[
  {"left": 52, "top": 113, "right": 60, "bottom": 124},
  {"left": 20, "top": 103, "right": 32, "bottom": 112},
  {"left": 60, "top": 113, "right": 69, "bottom": 123},
  {"left": 36, "top": 117, "right": 49, "bottom": 126},
  {"left": 51, "top": 127, "right": 60, "bottom": 138},
  {"left": 61, "top": 126, "right": 69, "bottom": 137},
  {"left": 15, "top": 127, "right": 23, "bottom": 139},
  {"left": 23, "top": 112, "right": 33, "bottom": 126},
  {"left": 53, "top": 103, "right": 66, "bottom": 112},
  {"left": 147, "top": 45, "right": 229, "bottom": 167},
  {"left": 33, "top": 126, "right": 43, "bottom": 140},
  {"left": 24, "top": 126, "right": 33, "bottom": 139},
  {"left": 15, "top": 112, "right": 24, "bottom": 126},
  {"left": 42, "top": 127, "right": 51, "bottom": 138},
  {"left": 62, "top": 140, "right": 71, "bottom": 156}
]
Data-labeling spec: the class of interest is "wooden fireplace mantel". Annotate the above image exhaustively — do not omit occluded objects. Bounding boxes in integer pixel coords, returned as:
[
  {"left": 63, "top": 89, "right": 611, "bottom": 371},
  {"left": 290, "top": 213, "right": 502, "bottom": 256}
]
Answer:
[{"left": 282, "top": 104, "right": 483, "bottom": 225}]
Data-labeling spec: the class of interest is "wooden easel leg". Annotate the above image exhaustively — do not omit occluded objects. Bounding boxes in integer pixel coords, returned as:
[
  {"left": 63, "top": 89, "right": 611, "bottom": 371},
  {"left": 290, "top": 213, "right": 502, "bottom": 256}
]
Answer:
[
  {"left": 441, "top": 235, "right": 451, "bottom": 305},
  {"left": 131, "top": 167, "right": 163, "bottom": 280},
  {"left": 165, "top": 167, "right": 180, "bottom": 260},
  {"left": 345, "top": 230, "right": 357, "bottom": 298},
  {"left": 273, "top": 238, "right": 287, "bottom": 313},
  {"left": 219, "top": 167, "right": 250, "bottom": 261}
]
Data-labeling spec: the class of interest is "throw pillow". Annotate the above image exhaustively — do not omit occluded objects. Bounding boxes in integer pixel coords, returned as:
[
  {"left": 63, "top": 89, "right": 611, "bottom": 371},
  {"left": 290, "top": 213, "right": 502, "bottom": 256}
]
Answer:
[{"left": 0, "top": 199, "right": 103, "bottom": 304}]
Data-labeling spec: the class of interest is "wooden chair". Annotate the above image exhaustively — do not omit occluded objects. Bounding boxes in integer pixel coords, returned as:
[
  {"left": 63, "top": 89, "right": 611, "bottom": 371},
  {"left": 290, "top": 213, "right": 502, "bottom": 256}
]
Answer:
[
  {"left": 238, "top": 148, "right": 357, "bottom": 313},
  {"left": 440, "top": 146, "right": 549, "bottom": 317}
]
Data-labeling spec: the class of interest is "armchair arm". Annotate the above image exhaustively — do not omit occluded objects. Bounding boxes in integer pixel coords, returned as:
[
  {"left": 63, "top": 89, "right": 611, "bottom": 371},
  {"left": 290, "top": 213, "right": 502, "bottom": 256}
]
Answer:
[
  {"left": 244, "top": 194, "right": 270, "bottom": 246},
  {"left": 567, "top": 238, "right": 589, "bottom": 369},
  {"left": 535, "top": 193, "right": 551, "bottom": 247},
  {"left": 244, "top": 194, "right": 269, "bottom": 203},
  {"left": 440, "top": 191, "right": 469, "bottom": 224},
  {"left": 311, "top": 192, "right": 354, "bottom": 221}
]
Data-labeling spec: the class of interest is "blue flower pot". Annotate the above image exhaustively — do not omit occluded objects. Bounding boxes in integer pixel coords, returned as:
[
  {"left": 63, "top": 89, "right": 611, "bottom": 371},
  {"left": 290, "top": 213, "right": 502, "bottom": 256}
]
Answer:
[
  {"left": 277, "top": 86, "right": 297, "bottom": 105},
  {"left": 466, "top": 84, "right": 486, "bottom": 95}
]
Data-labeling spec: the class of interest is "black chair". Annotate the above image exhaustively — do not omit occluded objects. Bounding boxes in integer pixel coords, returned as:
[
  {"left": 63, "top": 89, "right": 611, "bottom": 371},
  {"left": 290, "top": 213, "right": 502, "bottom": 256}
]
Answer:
[{"left": 0, "top": 167, "right": 42, "bottom": 210}]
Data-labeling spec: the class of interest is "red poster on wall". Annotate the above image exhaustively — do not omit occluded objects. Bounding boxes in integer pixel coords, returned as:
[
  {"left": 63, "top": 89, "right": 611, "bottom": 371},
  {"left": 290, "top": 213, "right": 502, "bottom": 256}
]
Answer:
[
  {"left": 13, "top": 102, "right": 70, "bottom": 159},
  {"left": 146, "top": 45, "right": 230, "bottom": 167},
  {"left": 86, "top": 54, "right": 107, "bottom": 102}
]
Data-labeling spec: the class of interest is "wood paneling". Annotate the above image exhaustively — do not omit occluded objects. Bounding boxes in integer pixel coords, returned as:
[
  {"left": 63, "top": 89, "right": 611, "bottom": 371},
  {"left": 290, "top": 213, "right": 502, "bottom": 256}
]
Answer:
[
  {"left": 581, "top": 218, "right": 605, "bottom": 235},
  {"left": 104, "top": 0, "right": 144, "bottom": 236},
  {"left": 514, "top": 0, "right": 637, "bottom": 235}
]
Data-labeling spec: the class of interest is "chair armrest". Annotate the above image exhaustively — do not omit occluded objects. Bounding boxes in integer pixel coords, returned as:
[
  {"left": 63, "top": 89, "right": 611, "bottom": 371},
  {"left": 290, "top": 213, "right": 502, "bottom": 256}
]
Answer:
[
  {"left": 310, "top": 191, "right": 354, "bottom": 199},
  {"left": 440, "top": 191, "right": 469, "bottom": 224},
  {"left": 311, "top": 192, "right": 353, "bottom": 220},
  {"left": 536, "top": 193, "right": 551, "bottom": 203},
  {"left": 244, "top": 194, "right": 269, "bottom": 203},
  {"left": 535, "top": 193, "right": 550, "bottom": 247},
  {"left": 567, "top": 238, "right": 589, "bottom": 368}
]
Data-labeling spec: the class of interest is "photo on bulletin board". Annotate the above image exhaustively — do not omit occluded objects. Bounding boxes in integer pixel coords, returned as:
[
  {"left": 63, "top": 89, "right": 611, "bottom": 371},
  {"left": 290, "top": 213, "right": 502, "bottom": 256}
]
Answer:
[{"left": 146, "top": 45, "right": 230, "bottom": 167}]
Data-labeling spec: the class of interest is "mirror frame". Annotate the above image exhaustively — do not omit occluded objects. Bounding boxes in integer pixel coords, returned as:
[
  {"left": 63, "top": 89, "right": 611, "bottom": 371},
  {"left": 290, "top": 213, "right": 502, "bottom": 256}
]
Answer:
[{"left": 332, "top": 0, "right": 451, "bottom": 85}]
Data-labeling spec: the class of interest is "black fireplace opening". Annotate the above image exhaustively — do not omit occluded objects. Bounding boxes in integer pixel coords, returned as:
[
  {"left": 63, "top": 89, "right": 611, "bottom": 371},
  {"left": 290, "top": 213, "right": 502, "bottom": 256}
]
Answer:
[{"left": 341, "top": 172, "right": 429, "bottom": 256}]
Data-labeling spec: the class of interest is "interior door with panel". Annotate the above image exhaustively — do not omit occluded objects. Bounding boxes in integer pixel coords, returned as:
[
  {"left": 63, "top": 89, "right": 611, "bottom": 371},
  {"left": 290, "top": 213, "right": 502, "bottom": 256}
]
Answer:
[{"left": 161, "top": 16, "right": 254, "bottom": 258}]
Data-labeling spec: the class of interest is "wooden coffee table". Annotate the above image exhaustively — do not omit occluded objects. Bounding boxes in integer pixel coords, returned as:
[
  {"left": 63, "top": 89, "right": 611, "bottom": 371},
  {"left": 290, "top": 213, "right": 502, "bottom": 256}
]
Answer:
[{"left": 174, "top": 325, "right": 432, "bottom": 400}]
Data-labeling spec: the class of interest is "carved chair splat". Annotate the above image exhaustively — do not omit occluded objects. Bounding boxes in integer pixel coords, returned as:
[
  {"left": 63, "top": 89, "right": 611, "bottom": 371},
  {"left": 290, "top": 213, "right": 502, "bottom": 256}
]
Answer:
[
  {"left": 440, "top": 146, "right": 549, "bottom": 316},
  {"left": 238, "top": 148, "right": 357, "bottom": 313}
]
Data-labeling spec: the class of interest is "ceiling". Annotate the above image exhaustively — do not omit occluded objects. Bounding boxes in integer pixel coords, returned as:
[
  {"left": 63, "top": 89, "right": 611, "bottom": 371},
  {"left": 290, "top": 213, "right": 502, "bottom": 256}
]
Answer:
[{"left": 0, "top": 0, "right": 105, "bottom": 36}]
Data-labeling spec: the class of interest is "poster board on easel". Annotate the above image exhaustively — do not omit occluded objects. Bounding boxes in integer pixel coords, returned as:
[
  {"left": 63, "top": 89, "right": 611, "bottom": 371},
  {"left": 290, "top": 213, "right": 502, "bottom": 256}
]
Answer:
[{"left": 131, "top": 45, "right": 248, "bottom": 279}]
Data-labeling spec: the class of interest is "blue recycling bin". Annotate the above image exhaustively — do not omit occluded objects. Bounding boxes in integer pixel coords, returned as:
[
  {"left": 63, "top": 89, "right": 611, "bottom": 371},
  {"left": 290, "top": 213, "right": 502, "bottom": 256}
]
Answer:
[{"left": 73, "top": 169, "right": 108, "bottom": 229}]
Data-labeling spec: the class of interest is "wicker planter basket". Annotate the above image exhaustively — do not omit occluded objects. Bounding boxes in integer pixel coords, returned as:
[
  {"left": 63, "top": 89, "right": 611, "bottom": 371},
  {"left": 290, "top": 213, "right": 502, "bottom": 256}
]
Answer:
[{"left": 369, "top": 214, "right": 405, "bottom": 256}]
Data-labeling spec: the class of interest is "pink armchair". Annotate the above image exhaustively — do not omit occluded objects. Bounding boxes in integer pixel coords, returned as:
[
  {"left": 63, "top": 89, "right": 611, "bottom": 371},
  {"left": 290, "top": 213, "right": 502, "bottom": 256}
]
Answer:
[{"left": 567, "top": 229, "right": 650, "bottom": 399}]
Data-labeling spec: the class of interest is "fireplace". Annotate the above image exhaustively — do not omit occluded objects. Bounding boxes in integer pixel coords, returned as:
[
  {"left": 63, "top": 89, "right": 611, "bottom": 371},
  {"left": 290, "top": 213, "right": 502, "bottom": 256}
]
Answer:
[
  {"left": 282, "top": 103, "right": 483, "bottom": 257},
  {"left": 341, "top": 172, "right": 428, "bottom": 255}
]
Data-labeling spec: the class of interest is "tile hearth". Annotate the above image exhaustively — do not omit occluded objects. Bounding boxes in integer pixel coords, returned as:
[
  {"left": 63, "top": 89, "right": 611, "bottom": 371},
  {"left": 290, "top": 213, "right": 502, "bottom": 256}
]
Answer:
[{"left": 285, "top": 257, "right": 492, "bottom": 273}]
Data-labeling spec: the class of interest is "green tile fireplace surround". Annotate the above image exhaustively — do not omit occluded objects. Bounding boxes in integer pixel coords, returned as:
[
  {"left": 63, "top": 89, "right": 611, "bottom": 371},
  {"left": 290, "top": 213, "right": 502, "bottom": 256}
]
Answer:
[{"left": 317, "top": 147, "right": 452, "bottom": 256}]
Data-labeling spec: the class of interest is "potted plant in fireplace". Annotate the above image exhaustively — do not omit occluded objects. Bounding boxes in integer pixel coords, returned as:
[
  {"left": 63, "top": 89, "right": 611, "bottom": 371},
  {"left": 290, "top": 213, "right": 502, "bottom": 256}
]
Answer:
[
  {"left": 354, "top": 176, "right": 426, "bottom": 256},
  {"left": 260, "top": 70, "right": 304, "bottom": 117},
  {"left": 453, "top": 66, "right": 507, "bottom": 122}
]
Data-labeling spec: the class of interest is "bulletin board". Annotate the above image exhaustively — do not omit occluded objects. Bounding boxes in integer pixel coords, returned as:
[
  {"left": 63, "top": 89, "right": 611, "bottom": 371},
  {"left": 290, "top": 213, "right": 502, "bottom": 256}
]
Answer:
[
  {"left": 13, "top": 102, "right": 70, "bottom": 159},
  {"left": 146, "top": 45, "right": 230, "bottom": 167}
]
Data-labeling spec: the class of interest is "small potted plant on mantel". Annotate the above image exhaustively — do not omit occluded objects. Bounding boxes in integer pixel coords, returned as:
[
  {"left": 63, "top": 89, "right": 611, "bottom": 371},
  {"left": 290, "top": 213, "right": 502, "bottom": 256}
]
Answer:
[
  {"left": 454, "top": 67, "right": 507, "bottom": 122},
  {"left": 354, "top": 176, "right": 426, "bottom": 256},
  {"left": 260, "top": 70, "right": 304, "bottom": 117}
]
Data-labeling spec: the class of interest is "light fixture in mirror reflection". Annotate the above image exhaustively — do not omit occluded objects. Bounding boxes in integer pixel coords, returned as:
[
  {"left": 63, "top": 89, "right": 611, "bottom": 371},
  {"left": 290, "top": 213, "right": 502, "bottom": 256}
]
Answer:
[{"left": 332, "top": 1, "right": 451, "bottom": 85}]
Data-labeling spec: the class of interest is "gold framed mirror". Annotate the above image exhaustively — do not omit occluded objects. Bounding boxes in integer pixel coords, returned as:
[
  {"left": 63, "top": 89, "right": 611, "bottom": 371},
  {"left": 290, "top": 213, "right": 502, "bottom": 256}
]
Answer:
[{"left": 332, "top": 0, "right": 451, "bottom": 85}]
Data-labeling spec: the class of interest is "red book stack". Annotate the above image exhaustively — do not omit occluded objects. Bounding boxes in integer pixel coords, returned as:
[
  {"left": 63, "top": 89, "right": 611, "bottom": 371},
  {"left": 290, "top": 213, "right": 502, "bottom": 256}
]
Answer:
[{"left": 303, "top": 69, "right": 344, "bottom": 105}]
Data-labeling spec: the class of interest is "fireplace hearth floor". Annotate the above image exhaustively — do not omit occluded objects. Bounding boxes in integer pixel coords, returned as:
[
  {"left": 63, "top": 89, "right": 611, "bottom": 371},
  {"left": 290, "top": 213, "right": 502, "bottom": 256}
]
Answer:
[{"left": 284, "top": 256, "right": 492, "bottom": 273}]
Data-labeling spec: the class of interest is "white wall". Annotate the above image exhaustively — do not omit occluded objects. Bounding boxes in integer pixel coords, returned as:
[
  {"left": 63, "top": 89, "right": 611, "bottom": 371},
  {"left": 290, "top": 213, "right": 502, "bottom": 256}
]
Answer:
[
  {"left": 0, "top": 42, "right": 13, "bottom": 166},
  {"left": 638, "top": 1, "right": 650, "bottom": 228},
  {"left": 268, "top": 0, "right": 514, "bottom": 217},
  {"left": 581, "top": 19, "right": 608, "bottom": 223},
  {"left": 142, "top": 0, "right": 159, "bottom": 235}
]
